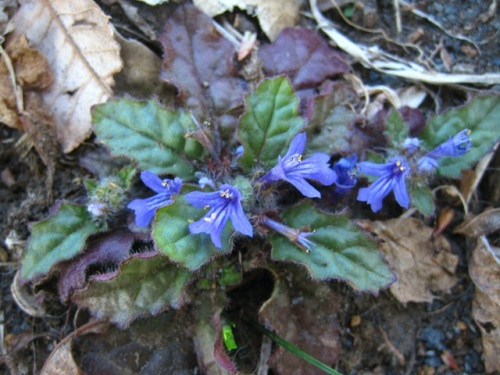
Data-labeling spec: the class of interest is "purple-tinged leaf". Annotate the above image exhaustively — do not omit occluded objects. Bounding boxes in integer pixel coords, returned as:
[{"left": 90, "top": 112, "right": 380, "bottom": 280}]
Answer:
[
  {"left": 399, "top": 106, "right": 426, "bottom": 136},
  {"left": 159, "top": 3, "right": 246, "bottom": 127},
  {"left": 58, "top": 228, "right": 151, "bottom": 302},
  {"left": 72, "top": 251, "right": 192, "bottom": 328},
  {"left": 259, "top": 28, "right": 349, "bottom": 90}
]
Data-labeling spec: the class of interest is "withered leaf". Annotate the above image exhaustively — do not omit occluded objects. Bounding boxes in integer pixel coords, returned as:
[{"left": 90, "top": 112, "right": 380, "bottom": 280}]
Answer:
[
  {"left": 358, "top": 218, "right": 459, "bottom": 303},
  {"left": 159, "top": 3, "right": 245, "bottom": 129},
  {"left": 454, "top": 208, "right": 500, "bottom": 238},
  {"left": 259, "top": 267, "right": 341, "bottom": 375},
  {"left": 470, "top": 239, "right": 500, "bottom": 374},
  {"left": 259, "top": 28, "right": 349, "bottom": 90},
  {"left": 193, "top": 0, "right": 300, "bottom": 41},
  {"left": 12, "top": 0, "right": 123, "bottom": 153}
]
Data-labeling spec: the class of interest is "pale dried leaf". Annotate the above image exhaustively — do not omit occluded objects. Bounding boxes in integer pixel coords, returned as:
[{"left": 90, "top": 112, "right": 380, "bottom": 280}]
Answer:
[
  {"left": 454, "top": 208, "right": 500, "bottom": 238},
  {"left": 41, "top": 340, "right": 82, "bottom": 375},
  {"left": 358, "top": 218, "right": 458, "bottom": 303},
  {"left": 471, "top": 240, "right": 500, "bottom": 375},
  {"left": 12, "top": 0, "right": 123, "bottom": 153},
  {"left": 193, "top": 0, "right": 300, "bottom": 41}
]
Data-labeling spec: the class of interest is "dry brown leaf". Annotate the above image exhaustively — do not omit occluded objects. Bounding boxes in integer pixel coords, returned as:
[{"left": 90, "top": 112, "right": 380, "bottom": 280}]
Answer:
[
  {"left": 358, "top": 218, "right": 458, "bottom": 303},
  {"left": 12, "top": 0, "right": 123, "bottom": 153},
  {"left": 454, "top": 208, "right": 500, "bottom": 238},
  {"left": 470, "top": 240, "right": 500, "bottom": 374},
  {"left": 193, "top": 0, "right": 300, "bottom": 41},
  {"left": 41, "top": 340, "right": 82, "bottom": 375}
]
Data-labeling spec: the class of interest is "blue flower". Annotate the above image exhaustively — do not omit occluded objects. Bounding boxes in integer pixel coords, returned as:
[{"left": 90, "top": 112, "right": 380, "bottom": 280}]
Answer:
[
  {"left": 418, "top": 129, "right": 472, "bottom": 172},
  {"left": 185, "top": 184, "right": 253, "bottom": 248},
  {"left": 333, "top": 154, "right": 358, "bottom": 193},
  {"left": 260, "top": 133, "right": 337, "bottom": 198},
  {"left": 127, "top": 171, "right": 182, "bottom": 227},
  {"left": 261, "top": 216, "right": 315, "bottom": 253},
  {"left": 357, "top": 157, "right": 410, "bottom": 212}
]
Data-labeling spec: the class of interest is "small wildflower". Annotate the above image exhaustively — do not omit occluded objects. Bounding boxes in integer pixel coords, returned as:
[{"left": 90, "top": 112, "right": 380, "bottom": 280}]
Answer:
[
  {"left": 185, "top": 184, "right": 253, "bottom": 248},
  {"left": 418, "top": 129, "right": 472, "bottom": 172},
  {"left": 127, "top": 171, "right": 182, "bottom": 227},
  {"left": 357, "top": 157, "right": 410, "bottom": 212},
  {"left": 402, "top": 137, "right": 420, "bottom": 154},
  {"left": 333, "top": 154, "right": 358, "bottom": 194},
  {"left": 261, "top": 216, "right": 315, "bottom": 253},
  {"left": 260, "top": 133, "right": 337, "bottom": 198}
]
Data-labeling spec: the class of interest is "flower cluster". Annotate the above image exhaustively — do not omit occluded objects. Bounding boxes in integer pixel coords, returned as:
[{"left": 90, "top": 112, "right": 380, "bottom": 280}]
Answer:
[{"left": 127, "top": 129, "right": 472, "bottom": 247}]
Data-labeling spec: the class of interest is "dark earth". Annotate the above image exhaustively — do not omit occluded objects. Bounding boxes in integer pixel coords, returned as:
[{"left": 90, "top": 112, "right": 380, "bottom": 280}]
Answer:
[{"left": 1, "top": 0, "right": 499, "bottom": 374}]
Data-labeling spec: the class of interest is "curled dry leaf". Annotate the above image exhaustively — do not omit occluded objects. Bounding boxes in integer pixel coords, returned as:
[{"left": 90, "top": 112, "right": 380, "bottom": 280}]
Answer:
[
  {"left": 454, "top": 208, "right": 500, "bottom": 238},
  {"left": 193, "top": 0, "right": 300, "bottom": 41},
  {"left": 41, "top": 340, "right": 82, "bottom": 375},
  {"left": 12, "top": 0, "right": 123, "bottom": 153},
  {"left": 358, "top": 218, "right": 459, "bottom": 303},
  {"left": 470, "top": 238, "right": 500, "bottom": 373}
]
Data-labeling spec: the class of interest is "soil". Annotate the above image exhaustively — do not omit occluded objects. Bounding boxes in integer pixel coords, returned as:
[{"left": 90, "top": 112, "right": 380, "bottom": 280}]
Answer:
[{"left": 1, "top": 0, "right": 498, "bottom": 374}]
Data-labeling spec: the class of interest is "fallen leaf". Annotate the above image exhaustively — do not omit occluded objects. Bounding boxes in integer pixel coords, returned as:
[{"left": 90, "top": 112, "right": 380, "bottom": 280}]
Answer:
[
  {"left": 41, "top": 340, "right": 82, "bottom": 375},
  {"left": 470, "top": 239, "right": 500, "bottom": 373},
  {"left": 113, "top": 32, "right": 163, "bottom": 98},
  {"left": 433, "top": 207, "right": 455, "bottom": 237},
  {"left": 12, "top": 0, "right": 123, "bottom": 153},
  {"left": 159, "top": 3, "right": 246, "bottom": 129},
  {"left": 259, "top": 267, "right": 341, "bottom": 375},
  {"left": 193, "top": 0, "right": 300, "bottom": 41},
  {"left": 358, "top": 218, "right": 459, "bottom": 303},
  {"left": 454, "top": 208, "right": 500, "bottom": 238},
  {"left": 259, "top": 27, "right": 349, "bottom": 90}
]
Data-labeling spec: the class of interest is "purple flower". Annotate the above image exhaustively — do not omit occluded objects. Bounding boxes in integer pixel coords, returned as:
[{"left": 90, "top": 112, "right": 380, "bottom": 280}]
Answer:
[
  {"left": 357, "top": 157, "right": 410, "bottom": 212},
  {"left": 185, "top": 185, "right": 253, "bottom": 248},
  {"left": 260, "top": 133, "right": 337, "bottom": 198},
  {"left": 333, "top": 154, "right": 358, "bottom": 193},
  {"left": 127, "top": 171, "right": 182, "bottom": 227},
  {"left": 418, "top": 129, "right": 472, "bottom": 172},
  {"left": 261, "top": 216, "right": 315, "bottom": 253}
]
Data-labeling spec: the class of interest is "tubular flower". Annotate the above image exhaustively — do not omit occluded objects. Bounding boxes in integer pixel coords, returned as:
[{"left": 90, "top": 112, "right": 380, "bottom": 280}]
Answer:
[
  {"left": 185, "top": 184, "right": 253, "bottom": 248},
  {"left": 418, "top": 129, "right": 472, "bottom": 172},
  {"left": 357, "top": 157, "right": 410, "bottom": 212},
  {"left": 261, "top": 216, "right": 315, "bottom": 253},
  {"left": 260, "top": 133, "right": 337, "bottom": 198},
  {"left": 333, "top": 154, "right": 358, "bottom": 194},
  {"left": 127, "top": 171, "right": 182, "bottom": 227}
]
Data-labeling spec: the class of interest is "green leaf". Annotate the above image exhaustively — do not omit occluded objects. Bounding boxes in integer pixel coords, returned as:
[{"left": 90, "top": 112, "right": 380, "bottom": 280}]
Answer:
[
  {"left": 238, "top": 76, "right": 303, "bottom": 170},
  {"left": 270, "top": 201, "right": 395, "bottom": 292},
  {"left": 92, "top": 99, "right": 203, "bottom": 179},
  {"left": 153, "top": 194, "right": 234, "bottom": 271},
  {"left": 385, "top": 110, "right": 408, "bottom": 146},
  {"left": 73, "top": 254, "right": 192, "bottom": 328},
  {"left": 410, "top": 185, "right": 434, "bottom": 216},
  {"left": 419, "top": 95, "right": 500, "bottom": 177},
  {"left": 21, "top": 203, "right": 99, "bottom": 281},
  {"left": 222, "top": 323, "right": 238, "bottom": 351}
]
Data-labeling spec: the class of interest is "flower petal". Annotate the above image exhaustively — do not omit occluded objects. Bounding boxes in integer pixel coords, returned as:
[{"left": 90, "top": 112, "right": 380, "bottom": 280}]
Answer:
[
  {"left": 290, "top": 153, "right": 337, "bottom": 185},
  {"left": 140, "top": 170, "right": 165, "bottom": 193},
  {"left": 392, "top": 174, "right": 410, "bottom": 208},
  {"left": 286, "top": 175, "right": 321, "bottom": 198},
  {"left": 185, "top": 190, "right": 223, "bottom": 208},
  {"left": 357, "top": 161, "right": 393, "bottom": 177},
  {"left": 284, "top": 133, "right": 307, "bottom": 159},
  {"left": 228, "top": 200, "right": 253, "bottom": 237}
]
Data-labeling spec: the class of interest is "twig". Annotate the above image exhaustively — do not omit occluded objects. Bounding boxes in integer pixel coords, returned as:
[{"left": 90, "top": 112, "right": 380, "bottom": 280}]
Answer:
[
  {"left": 393, "top": 0, "right": 402, "bottom": 34},
  {"left": 379, "top": 327, "right": 405, "bottom": 365},
  {"left": 257, "top": 335, "right": 273, "bottom": 375}
]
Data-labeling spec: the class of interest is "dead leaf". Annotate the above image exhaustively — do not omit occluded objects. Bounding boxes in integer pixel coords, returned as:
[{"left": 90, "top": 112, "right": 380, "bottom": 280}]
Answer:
[
  {"left": 259, "top": 267, "right": 341, "bottom": 375},
  {"left": 41, "top": 340, "right": 82, "bottom": 375},
  {"left": 113, "top": 32, "right": 163, "bottom": 98},
  {"left": 470, "top": 240, "right": 500, "bottom": 375},
  {"left": 12, "top": 0, "right": 123, "bottom": 153},
  {"left": 193, "top": 0, "right": 300, "bottom": 41},
  {"left": 454, "top": 208, "right": 500, "bottom": 238},
  {"left": 159, "top": 3, "right": 246, "bottom": 129},
  {"left": 433, "top": 208, "right": 455, "bottom": 237},
  {"left": 358, "top": 218, "right": 459, "bottom": 303},
  {"left": 259, "top": 27, "right": 349, "bottom": 90}
]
